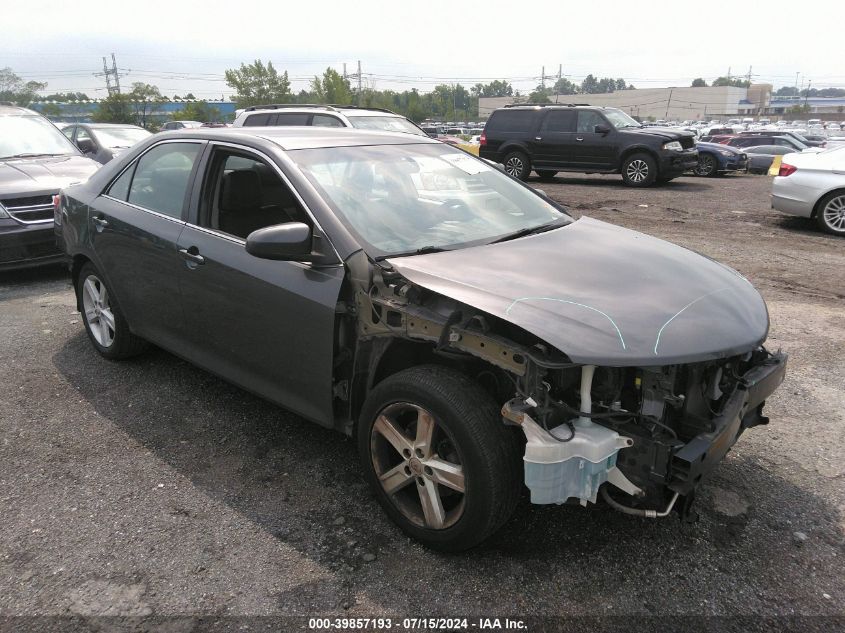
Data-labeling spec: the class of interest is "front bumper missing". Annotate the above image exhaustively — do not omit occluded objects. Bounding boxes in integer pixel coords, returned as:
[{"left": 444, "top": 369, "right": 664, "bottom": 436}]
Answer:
[{"left": 669, "top": 350, "right": 788, "bottom": 494}]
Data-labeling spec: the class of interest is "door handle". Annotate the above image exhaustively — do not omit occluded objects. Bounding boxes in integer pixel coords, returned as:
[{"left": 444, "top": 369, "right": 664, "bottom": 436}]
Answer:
[
  {"left": 535, "top": 136, "right": 543, "bottom": 141},
  {"left": 576, "top": 137, "right": 584, "bottom": 142},
  {"left": 178, "top": 247, "right": 205, "bottom": 265},
  {"left": 92, "top": 216, "right": 109, "bottom": 231}
]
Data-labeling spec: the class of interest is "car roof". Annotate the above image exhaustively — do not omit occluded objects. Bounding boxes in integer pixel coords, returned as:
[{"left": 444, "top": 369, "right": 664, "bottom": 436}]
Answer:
[
  {"left": 83, "top": 123, "right": 144, "bottom": 129},
  {"left": 240, "top": 104, "right": 402, "bottom": 118},
  {"left": 0, "top": 105, "right": 42, "bottom": 117},
  {"left": 157, "top": 126, "right": 440, "bottom": 150}
]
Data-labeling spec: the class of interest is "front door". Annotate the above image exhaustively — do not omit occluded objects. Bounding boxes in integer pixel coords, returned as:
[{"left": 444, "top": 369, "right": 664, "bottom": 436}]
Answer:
[
  {"left": 90, "top": 140, "right": 204, "bottom": 353},
  {"left": 177, "top": 144, "right": 344, "bottom": 425},
  {"left": 574, "top": 111, "right": 617, "bottom": 170}
]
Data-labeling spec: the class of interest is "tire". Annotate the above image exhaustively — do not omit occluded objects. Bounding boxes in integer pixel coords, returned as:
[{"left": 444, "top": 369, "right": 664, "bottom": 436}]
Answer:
[
  {"left": 815, "top": 190, "right": 845, "bottom": 236},
  {"left": 76, "top": 262, "right": 149, "bottom": 360},
  {"left": 536, "top": 170, "right": 557, "bottom": 181},
  {"left": 621, "top": 152, "right": 657, "bottom": 187},
  {"left": 693, "top": 152, "right": 719, "bottom": 177},
  {"left": 502, "top": 151, "right": 531, "bottom": 181},
  {"left": 357, "top": 365, "right": 522, "bottom": 551}
]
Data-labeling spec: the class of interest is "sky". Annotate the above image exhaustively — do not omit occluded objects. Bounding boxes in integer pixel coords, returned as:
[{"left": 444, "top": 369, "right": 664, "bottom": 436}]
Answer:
[{"left": 2, "top": 0, "right": 841, "bottom": 100}]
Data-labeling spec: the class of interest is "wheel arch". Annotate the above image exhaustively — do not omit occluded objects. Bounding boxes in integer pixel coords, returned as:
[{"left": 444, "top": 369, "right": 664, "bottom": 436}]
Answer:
[
  {"left": 71, "top": 254, "right": 93, "bottom": 311},
  {"left": 619, "top": 145, "right": 660, "bottom": 168},
  {"left": 811, "top": 186, "right": 845, "bottom": 219},
  {"left": 347, "top": 336, "right": 511, "bottom": 437}
]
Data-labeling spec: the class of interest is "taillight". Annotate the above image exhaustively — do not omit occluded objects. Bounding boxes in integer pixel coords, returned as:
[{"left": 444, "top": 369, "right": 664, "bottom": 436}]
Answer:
[
  {"left": 778, "top": 163, "right": 797, "bottom": 177},
  {"left": 479, "top": 132, "right": 487, "bottom": 147}
]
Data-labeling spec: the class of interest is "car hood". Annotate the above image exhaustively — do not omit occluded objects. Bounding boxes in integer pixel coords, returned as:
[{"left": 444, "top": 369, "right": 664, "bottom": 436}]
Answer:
[
  {"left": 0, "top": 155, "right": 100, "bottom": 197},
  {"left": 697, "top": 142, "right": 744, "bottom": 155},
  {"left": 387, "top": 218, "right": 769, "bottom": 366},
  {"left": 623, "top": 127, "right": 696, "bottom": 142}
]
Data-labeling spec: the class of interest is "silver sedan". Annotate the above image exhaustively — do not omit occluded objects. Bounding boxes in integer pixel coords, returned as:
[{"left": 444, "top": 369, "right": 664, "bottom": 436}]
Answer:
[{"left": 771, "top": 147, "right": 845, "bottom": 236}]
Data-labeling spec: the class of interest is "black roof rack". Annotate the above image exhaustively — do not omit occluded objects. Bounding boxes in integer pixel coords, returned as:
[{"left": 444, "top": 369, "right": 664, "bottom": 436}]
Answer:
[
  {"left": 503, "top": 102, "right": 593, "bottom": 108},
  {"left": 328, "top": 104, "right": 398, "bottom": 115},
  {"left": 242, "top": 103, "right": 401, "bottom": 115},
  {"left": 243, "top": 103, "right": 337, "bottom": 112}
]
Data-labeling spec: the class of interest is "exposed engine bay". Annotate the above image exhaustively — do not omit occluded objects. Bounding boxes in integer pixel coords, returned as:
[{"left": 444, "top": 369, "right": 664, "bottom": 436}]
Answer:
[{"left": 341, "top": 255, "right": 788, "bottom": 519}]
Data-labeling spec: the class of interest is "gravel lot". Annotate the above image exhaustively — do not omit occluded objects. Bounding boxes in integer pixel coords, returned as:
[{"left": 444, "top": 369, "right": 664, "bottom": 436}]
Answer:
[{"left": 1, "top": 172, "right": 843, "bottom": 631}]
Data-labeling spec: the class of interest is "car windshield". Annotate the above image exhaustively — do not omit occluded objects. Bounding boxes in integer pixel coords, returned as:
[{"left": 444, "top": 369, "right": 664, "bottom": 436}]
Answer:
[
  {"left": 292, "top": 143, "right": 571, "bottom": 258},
  {"left": 92, "top": 127, "right": 151, "bottom": 148},
  {"left": 604, "top": 109, "right": 641, "bottom": 129},
  {"left": 345, "top": 115, "right": 427, "bottom": 137},
  {"left": 0, "top": 115, "right": 78, "bottom": 159}
]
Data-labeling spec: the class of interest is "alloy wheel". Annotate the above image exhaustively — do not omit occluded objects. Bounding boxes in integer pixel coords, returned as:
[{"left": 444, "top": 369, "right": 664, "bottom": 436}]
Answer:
[
  {"left": 695, "top": 154, "right": 715, "bottom": 176},
  {"left": 822, "top": 195, "right": 845, "bottom": 233},
  {"left": 626, "top": 159, "right": 649, "bottom": 182},
  {"left": 370, "top": 402, "right": 466, "bottom": 530},
  {"left": 505, "top": 156, "right": 524, "bottom": 177},
  {"left": 82, "top": 274, "right": 116, "bottom": 348}
]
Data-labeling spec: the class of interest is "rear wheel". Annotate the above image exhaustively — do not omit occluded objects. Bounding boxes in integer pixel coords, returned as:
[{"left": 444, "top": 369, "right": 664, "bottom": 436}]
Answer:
[
  {"left": 694, "top": 153, "right": 719, "bottom": 177},
  {"left": 816, "top": 191, "right": 845, "bottom": 236},
  {"left": 358, "top": 365, "right": 522, "bottom": 551},
  {"left": 77, "top": 262, "right": 148, "bottom": 359},
  {"left": 621, "top": 152, "right": 657, "bottom": 187},
  {"left": 502, "top": 151, "right": 531, "bottom": 181},
  {"left": 536, "top": 170, "right": 557, "bottom": 181}
]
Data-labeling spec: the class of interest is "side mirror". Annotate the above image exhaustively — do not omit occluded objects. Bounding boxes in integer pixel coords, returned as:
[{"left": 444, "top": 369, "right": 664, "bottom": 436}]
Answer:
[
  {"left": 245, "top": 222, "right": 313, "bottom": 261},
  {"left": 77, "top": 138, "right": 96, "bottom": 153},
  {"left": 594, "top": 124, "right": 611, "bottom": 135}
]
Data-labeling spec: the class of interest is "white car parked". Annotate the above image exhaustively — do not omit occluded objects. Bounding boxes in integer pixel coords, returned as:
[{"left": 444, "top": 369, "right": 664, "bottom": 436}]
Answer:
[{"left": 771, "top": 147, "right": 845, "bottom": 236}]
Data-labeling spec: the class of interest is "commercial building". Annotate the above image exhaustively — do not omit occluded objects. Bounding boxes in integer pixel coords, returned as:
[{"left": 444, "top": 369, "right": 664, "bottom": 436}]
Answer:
[{"left": 479, "top": 85, "right": 772, "bottom": 120}]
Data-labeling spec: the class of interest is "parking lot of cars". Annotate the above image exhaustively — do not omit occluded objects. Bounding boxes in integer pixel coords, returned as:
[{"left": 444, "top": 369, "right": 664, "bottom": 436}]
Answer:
[{"left": 1, "top": 166, "right": 843, "bottom": 622}]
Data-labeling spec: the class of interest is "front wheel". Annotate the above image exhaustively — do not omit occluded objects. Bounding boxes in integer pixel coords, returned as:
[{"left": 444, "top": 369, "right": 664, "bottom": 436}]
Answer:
[
  {"left": 621, "top": 152, "right": 657, "bottom": 187},
  {"left": 693, "top": 153, "right": 719, "bottom": 177},
  {"left": 358, "top": 366, "right": 522, "bottom": 551},
  {"left": 502, "top": 151, "right": 531, "bottom": 181},
  {"left": 816, "top": 191, "right": 845, "bottom": 236}
]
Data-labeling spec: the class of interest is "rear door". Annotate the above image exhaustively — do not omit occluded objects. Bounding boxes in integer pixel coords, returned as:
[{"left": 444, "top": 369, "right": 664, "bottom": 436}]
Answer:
[
  {"left": 90, "top": 140, "right": 204, "bottom": 353},
  {"left": 533, "top": 109, "right": 577, "bottom": 168},
  {"left": 176, "top": 143, "right": 344, "bottom": 425},
  {"left": 573, "top": 111, "right": 617, "bottom": 169}
]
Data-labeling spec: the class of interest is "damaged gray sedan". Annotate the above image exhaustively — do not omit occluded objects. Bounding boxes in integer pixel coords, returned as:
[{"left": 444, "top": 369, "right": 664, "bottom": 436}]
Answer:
[{"left": 56, "top": 127, "right": 787, "bottom": 551}]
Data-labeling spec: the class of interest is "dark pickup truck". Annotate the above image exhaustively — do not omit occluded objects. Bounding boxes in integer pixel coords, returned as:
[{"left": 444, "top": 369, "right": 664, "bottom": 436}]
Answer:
[{"left": 479, "top": 104, "right": 698, "bottom": 186}]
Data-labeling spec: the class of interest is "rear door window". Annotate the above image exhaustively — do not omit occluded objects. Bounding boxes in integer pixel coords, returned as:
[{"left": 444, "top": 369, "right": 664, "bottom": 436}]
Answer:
[
  {"left": 541, "top": 110, "right": 576, "bottom": 133},
  {"left": 243, "top": 113, "right": 271, "bottom": 126},
  {"left": 270, "top": 113, "right": 311, "bottom": 126}
]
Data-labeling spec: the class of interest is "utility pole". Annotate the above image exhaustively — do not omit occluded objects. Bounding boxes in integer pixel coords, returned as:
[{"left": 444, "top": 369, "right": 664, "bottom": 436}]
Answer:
[
  {"left": 357, "top": 60, "right": 362, "bottom": 106},
  {"left": 346, "top": 61, "right": 363, "bottom": 106},
  {"left": 665, "top": 88, "right": 674, "bottom": 119},
  {"left": 794, "top": 72, "right": 800, "bottom": 96},
  {"left": 804, "top": 79, "right": 811, "bottom": 110},
  {"left": 745, "top": 65, "right": 753, "bottom": 86},
  {"left": 555, "top": 64, "right": 562, "bottom": 103},
  {"left": 93, "top": 53, "right": 123, "bottom": 96},
  {"left": 540, "top": 66, "right": 545, "bottom": 89}
]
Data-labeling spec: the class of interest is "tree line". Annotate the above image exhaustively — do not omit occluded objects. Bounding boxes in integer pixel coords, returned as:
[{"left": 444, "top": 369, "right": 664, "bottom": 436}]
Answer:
[{"left": 3, "top": 63, "right": 843, "bottom": 129}]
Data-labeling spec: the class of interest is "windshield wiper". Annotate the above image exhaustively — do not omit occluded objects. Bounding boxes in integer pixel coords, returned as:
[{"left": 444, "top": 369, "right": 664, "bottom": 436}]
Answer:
[
  {"left": 375, "top": 245, "right": 447, "bottom": 261},
  {"left": 489, "top": 218, "right": 570, "bottom": 244},
  {"left": 0, "top": 152, "right": 68, "bottom": 159}
]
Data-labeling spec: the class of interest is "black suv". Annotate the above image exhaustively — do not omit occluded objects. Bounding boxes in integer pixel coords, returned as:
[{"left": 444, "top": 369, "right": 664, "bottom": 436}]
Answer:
[{"left": 479, "top": 105, "right": 698, "bottom": 186}]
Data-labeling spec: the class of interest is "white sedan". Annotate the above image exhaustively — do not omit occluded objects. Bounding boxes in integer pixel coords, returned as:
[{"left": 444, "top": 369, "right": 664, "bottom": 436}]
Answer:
[{"left": 771, "top": 147, "right": 845, "bottom": 236}]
